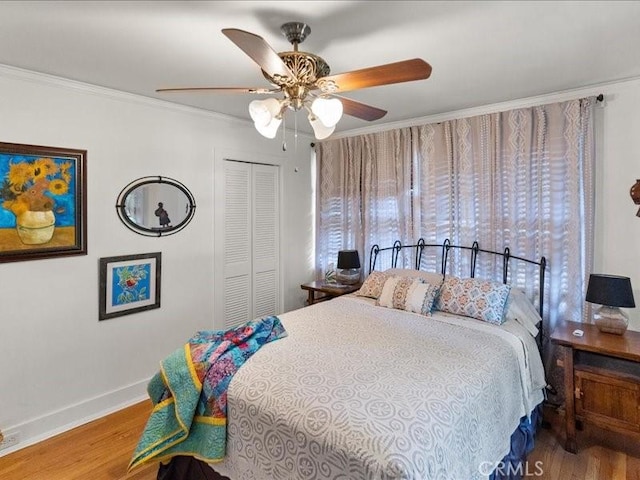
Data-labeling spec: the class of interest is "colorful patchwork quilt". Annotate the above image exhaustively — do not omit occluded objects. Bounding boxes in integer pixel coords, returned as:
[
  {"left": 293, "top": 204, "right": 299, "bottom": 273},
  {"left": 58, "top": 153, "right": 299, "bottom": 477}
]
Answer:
[{"left": 128, "top": 315, "right": 287, "bottom": 471}]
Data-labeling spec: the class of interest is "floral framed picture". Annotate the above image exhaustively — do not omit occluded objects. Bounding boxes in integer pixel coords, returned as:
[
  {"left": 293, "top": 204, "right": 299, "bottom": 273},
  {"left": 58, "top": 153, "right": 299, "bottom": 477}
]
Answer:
[
  {"left": 0, "top": 142, "right": 87, "bottom": 262},
  {"left": 99, "top": 252, "right": 161, "bottom": 320}
]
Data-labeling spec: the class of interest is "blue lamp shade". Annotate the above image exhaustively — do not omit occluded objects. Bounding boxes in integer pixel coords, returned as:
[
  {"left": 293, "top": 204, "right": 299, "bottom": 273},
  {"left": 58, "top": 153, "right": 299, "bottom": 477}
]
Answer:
[
  {"left": 585, "top": 274, "right": 635, "bottom": 335},
  {"left": 336, "top": 250, "right": 361, "bottom": 285}
]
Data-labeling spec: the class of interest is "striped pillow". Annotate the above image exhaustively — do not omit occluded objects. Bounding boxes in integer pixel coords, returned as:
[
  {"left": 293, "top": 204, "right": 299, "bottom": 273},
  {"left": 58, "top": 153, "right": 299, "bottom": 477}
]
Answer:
[
  {"left": 377, "top": 276, "right": 414, "bottom": 309},
  {"left": 377, "top": 277, "right": 440, "bottom": 316}
]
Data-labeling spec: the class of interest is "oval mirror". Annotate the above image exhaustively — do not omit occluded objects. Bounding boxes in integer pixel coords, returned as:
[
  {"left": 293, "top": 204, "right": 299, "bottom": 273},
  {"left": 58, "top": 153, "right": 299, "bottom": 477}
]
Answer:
[{"left": 116, "top": 176, "right": 196, "bottom": 237}]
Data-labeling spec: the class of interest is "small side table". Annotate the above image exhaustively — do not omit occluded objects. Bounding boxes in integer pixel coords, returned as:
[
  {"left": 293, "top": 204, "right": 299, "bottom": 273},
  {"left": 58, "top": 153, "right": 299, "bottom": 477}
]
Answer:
[
  {"left": 550, "top": 321, "right": 640, "bottom": 453},
  {"left": 300, "top": 280, "right": 362, "bottom": 305}
]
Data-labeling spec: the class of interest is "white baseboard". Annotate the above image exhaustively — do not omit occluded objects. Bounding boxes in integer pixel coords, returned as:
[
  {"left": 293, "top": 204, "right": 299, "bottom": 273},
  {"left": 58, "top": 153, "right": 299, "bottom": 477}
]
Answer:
[{"left": 0, "top": 378, "right": 150, "bottom": 457}]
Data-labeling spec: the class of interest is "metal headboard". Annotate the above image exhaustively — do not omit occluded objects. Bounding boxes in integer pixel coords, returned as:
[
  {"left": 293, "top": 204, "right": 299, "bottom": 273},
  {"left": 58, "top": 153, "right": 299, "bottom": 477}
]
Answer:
[{"left": 368, "top": 238, "right": 547, "bottom": 346}]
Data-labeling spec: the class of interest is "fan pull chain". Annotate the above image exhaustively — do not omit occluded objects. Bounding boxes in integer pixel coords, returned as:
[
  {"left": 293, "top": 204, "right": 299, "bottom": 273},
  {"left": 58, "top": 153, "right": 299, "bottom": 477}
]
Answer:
[
  {"left": 294, "top": 112, "right": 298, "bottom": 153},
  {"left": 281, "top": 115, "right": 287, "bottom": 151}
]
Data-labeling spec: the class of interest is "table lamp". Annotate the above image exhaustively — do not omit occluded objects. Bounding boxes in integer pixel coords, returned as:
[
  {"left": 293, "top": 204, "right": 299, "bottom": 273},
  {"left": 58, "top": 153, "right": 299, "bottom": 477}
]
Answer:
[
  {"left": 336, "top": 250, "right": 361, "bottom": 285},
  {"left": 585, "top": 273, "right": 636, "bottom": 335}
]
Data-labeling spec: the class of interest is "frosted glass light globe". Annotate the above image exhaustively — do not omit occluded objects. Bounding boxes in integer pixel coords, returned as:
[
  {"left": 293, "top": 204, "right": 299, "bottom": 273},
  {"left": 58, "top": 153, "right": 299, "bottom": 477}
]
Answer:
[
  {"left": 311, "top": 97, "right": 343, "bottom": 127},
  {"left": 255, "top": 117, "right": 282, "bottom": 139},
  {"left": 309, "top": 114, "right": 335, "bottom": 139},
  {"left": 249, "top": 98, "right": 282, "bottom": 126}
]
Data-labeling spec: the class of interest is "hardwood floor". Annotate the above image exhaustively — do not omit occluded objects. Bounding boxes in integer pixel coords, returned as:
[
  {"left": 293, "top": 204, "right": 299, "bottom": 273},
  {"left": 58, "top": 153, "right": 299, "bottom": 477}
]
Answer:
[
  {"left": 528, "top": 406, "right": 640, "bottom": 480},
  {"left": 0, "top": 401, "right": 157, "bottom": 480},
  {"left": 0, "top": 402, "right": 638, "bottom": 479}
]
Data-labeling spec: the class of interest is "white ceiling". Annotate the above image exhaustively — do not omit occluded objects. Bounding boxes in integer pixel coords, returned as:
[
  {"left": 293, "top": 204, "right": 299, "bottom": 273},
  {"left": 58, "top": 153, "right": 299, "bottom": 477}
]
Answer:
[{"left": 1, "top": 1, "right": 640, "bottom": 136}]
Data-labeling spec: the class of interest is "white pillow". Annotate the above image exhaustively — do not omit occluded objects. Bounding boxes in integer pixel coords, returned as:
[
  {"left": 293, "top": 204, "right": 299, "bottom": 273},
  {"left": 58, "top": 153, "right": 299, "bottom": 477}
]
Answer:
[
  {"left": 504, "top": 288, "right": 542, "bottom": 337},
  {"left": 383, "top": 268, "right": 444, "bottom": 287},
  {"left": 404, "top": 280, "right": 440, "bottom": 316}
]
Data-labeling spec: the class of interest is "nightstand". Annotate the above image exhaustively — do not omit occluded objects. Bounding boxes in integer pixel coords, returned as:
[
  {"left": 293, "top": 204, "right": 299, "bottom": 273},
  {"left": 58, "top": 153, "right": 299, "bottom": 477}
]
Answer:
[
  {"left": 551, "top": 321, "right": 640, "bottom": 453},
  {"left": 300, "top": 280, "right": 362, "bottom": 305}
]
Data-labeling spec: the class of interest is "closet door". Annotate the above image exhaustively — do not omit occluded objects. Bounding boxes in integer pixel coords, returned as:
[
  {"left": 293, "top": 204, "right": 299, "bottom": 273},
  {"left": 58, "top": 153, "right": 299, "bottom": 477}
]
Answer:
[
  {"left": 252, "top": 163, "right": 280, "bottom": 319},
  {"left": 221, "top": 160, "right": 280, "bottom": 329},
  {"left": 222, "top": 161, "right": 252, "bottom": 328}
]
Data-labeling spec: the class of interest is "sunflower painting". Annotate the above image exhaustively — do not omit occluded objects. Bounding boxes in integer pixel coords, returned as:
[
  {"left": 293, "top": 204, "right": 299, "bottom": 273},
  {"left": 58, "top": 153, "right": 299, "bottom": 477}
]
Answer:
[{"left": 0, "top": 142, "right": 86, "bottom": 262}]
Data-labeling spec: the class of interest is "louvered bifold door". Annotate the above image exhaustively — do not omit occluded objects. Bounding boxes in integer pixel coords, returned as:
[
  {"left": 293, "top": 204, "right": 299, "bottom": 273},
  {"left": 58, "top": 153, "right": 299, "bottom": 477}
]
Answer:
[
  {"left": 223, "top": 161, "right": 252, "bottom": 329},
  {"left": 252, "top": 163, "right": 280, "bottom": 319},
  {"left": 221, "top": 160, "right": 280, "bottom": 330}
]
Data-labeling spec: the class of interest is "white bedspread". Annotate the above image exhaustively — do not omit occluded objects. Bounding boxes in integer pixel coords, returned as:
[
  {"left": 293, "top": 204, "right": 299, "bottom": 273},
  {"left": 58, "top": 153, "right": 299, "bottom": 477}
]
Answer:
[{"left": 211, "top": 295, "right": 546, "bottom": 480}]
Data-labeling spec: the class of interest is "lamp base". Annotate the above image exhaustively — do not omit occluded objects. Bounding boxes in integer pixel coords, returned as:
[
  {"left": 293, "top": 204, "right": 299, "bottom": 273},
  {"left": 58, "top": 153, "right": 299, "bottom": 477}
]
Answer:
[
  {"left": 594, "top": 306, "right": 629, "bottom": 335},
  {"left": 336, "top": 268, "right": 360, "bottom": 285}
]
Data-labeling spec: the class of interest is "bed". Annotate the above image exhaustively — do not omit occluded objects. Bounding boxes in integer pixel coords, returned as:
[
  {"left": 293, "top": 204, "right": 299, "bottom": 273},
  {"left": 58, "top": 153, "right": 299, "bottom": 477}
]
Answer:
[{"left": 147, "top": 240, "right": 548, "bottom": 480}]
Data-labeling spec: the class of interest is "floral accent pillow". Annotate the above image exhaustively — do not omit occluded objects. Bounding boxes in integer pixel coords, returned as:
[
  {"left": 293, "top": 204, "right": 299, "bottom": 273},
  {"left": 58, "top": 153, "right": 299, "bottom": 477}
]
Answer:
[
  {"left": 355, "top": 271, "right": 389, "bottom": 299},
  {"left": 434, "top": 276, "right": 511, "bottom": 325}
]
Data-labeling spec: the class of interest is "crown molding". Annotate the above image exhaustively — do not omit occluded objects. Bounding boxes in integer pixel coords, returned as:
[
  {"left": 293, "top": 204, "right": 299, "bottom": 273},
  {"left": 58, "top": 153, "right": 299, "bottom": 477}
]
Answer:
[
  {"left": 0, "top": 63, "right": 254, "bottom": 125},
  {"left": 332, "top": 75, "right": 640, "bottom": 140},
  {"left": 5, "top": 62, "right": 635, "bottom": 144},
  {"left": 0, "top": 63, "right": 316, "bottom": 142}
]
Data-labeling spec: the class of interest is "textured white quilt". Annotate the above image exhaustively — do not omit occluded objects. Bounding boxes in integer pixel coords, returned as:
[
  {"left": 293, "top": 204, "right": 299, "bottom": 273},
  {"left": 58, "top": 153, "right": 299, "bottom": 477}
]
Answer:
[{"left": 211, "top": 295, "right": 546, "bottom": 480}]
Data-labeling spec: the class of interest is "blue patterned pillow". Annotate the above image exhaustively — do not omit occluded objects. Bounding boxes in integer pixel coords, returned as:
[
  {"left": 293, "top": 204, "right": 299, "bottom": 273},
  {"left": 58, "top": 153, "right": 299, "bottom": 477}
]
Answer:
[{"left": 434, "top": 276, "right": 511, "bottom": 325}]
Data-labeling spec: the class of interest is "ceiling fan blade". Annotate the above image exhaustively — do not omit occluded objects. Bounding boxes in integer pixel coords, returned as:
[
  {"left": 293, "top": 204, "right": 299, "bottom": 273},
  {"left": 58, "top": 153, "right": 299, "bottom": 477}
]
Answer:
[
  {"left": 156, "top": 87, "right": 278, "bottom": 94},
  {"left": 337, "top": 96, "right": 387, "bottom": 121},
  {"left": 318, "top": 58, "right": 432, "bottom": 94},
  {"left": 222, "top": 28, "right": 294, "bottom": 79}
]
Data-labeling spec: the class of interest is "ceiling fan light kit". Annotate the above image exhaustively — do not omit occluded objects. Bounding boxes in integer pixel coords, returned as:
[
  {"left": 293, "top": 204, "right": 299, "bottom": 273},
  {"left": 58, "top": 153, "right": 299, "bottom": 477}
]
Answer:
[
  {"left": 255, "top": 114, "right": 282, "bottom": 139},
  {"left": 156, "top": 21, "right": 432, "bottom": 141},
  {"left": 311, "top": 97, "right": 343, "bottom": 128},
  {"left": 308, "top": 113, "right": 335, "bottom": 140},
  {"left": 249, "top": 97, "right": 285, "bottom": 138}
]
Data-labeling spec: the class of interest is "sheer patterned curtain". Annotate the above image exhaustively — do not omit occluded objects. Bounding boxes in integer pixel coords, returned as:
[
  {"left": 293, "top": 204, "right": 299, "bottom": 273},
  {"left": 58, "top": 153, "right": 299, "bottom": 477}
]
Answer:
[
  {"left": 411, "top": 99, "right": 596, "bottom": 398},
  {"left": 316, "top": 129, "right": 414, "bottom": 276},
  {"left": 412, "top": 99, "right": 595, "bottom": 324},
  {"left": 315, "top": 97, "right": 596, "bottom": 397}
]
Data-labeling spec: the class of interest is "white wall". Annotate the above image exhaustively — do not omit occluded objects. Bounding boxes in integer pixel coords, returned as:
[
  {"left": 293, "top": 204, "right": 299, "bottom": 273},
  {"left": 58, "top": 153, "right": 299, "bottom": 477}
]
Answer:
[
  {"left": 592, "top": 79, "right": 640, "bottom": 331},
  {"left": 0, "top": 66, "right": 313, "bottom": 453}
]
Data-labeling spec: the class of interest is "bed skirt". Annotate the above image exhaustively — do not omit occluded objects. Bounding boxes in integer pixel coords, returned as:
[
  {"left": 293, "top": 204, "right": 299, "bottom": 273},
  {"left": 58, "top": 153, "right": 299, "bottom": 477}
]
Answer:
[
  {"left": 489, "top": 403, "right": 543, "bottom": 480},
  {"left": 156, "top": 403, "right": 543, "bottom": 480}
]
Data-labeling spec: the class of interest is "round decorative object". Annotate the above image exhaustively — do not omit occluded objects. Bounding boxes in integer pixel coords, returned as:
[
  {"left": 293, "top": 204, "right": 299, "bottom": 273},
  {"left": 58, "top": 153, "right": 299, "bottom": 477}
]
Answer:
[
  {"left": 16, "top": 210, "right": 56, "bottom": 244},
  {"left": 115, "top": 176, "right": 196, "bottom": 237},
  {"left": 631, "top": 179, "right": 640, "bottom": 217}
]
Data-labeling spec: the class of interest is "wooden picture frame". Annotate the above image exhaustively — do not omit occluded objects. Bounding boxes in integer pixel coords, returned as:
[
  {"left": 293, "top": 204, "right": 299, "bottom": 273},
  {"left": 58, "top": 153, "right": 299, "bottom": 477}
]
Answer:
[
  {"left": 0, "top": 141, "right": 87, "bottom": 262},
  {"left": 99, "top": 252, "right": 162, "bottom": 320}
]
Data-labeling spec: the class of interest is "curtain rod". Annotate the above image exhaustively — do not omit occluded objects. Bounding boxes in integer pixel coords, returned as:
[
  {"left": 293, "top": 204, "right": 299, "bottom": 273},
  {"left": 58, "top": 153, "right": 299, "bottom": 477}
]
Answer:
[{"left": 310, "top": 93, "right": 605, "bottom": 147}]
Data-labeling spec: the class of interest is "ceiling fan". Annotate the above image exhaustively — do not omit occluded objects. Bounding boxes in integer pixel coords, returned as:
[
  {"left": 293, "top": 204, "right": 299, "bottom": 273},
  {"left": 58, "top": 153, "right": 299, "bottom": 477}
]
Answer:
[{"left": 156, "top": 22, "right": 432, "bottom": 140}]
